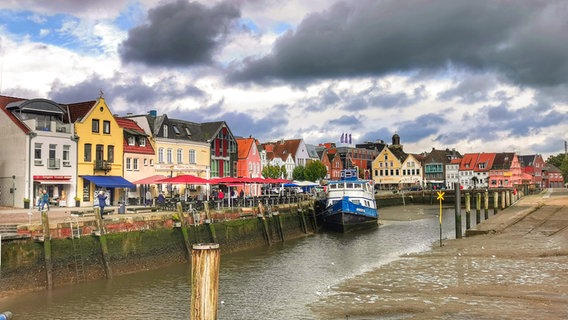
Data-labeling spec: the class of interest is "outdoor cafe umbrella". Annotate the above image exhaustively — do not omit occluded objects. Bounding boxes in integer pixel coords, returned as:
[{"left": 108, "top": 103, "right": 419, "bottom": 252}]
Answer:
[{"left": 157, "top": 175, "right": 210, "bottom": 201}]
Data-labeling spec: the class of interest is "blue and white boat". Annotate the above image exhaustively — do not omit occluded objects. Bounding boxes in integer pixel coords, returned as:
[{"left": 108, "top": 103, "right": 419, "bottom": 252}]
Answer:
[{"left": 321, "top": 169, "right": 378, "bottom": 232}]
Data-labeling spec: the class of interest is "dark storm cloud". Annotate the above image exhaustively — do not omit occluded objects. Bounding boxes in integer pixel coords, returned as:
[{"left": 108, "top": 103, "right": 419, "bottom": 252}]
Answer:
[
  {"left": 49, "top": 73, "right": 205, "bottom": 107},
  {"left": 328, "top": 115, "right": 360, "bottom": 127},
  {"left": 228, "top": 0, "right": 568, "bottom": 88},
  {"left": 396, "top": 113, "right": 447, "bottom": 143},
  {"left": 120, "top": 0, "right": 240, "bottom": 67}
]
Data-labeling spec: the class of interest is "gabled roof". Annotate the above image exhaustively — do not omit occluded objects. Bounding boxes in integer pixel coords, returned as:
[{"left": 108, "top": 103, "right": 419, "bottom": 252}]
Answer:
[
  {"left": 388, "top": 146, "right": 408, "bottom": 162},
  {"left": 236, "top": 137, "right": 255, "bottom": 159},
  {"left": 543, "top": 162, "right": 561, "bottom": 173},
  {"left": 115, "top": 117, "right": 155, "bottom": 155},
  {"left": 491, "top": 152, "right": 515, "bottom": 170},
  {"left": 460, "top": 153, "right": 478, "bottom": 170},
  {"left": 262, "top": 139, "right": 303, "bottom": 162},
  {"left": 423, "top": 148, "right": 462, "bottom": 164},
  {"left": 65, "top": 100, "right": 97, "bottom": 122},
  {"left": 475, "top": 153, "right": 496, "bottom": 172}
]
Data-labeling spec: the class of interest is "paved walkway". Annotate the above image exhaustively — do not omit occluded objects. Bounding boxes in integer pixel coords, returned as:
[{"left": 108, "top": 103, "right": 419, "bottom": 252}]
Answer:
[{"left": 311, "top": 188, "right": 568, "bottom": 320}]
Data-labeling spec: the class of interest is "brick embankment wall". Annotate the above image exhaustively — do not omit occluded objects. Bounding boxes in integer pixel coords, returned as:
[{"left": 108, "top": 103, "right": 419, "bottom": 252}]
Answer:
[{"left": 0, "top": 202, "right": 317, "bottom": 297}]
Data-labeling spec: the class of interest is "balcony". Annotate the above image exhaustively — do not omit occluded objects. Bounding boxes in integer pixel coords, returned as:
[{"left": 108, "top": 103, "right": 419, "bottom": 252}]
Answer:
[
  {"left": 48, "top": 158, "right": 60, "bottom": 169},
  {"left": 94, "top": 160, "right": 112, "bottom": 173}
]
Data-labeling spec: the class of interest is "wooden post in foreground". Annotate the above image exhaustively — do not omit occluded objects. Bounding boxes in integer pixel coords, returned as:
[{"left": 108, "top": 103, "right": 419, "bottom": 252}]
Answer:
[
  {"left": 41, "top": 210, "right": 53, "bottom": 289},
  {"left": 484, "top": 190, "right": 489, "bottom": 220},
  {"left": 191, "top": 243, "right": 220, "bottom": 320},
  {"left": 464, "top": 193, "right": 471, "bottom": 230},
  {"left": 454, "top": 183, "right": 462, "bottom": 239}
]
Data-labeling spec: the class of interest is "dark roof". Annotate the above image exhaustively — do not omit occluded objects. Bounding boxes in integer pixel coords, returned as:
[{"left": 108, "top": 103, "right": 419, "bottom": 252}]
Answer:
[
  {"left": 65, "top": 100, "right": 96, "bottom": 122},
  {"left": 491, "top": 152, "right": 515, "bottom": 170}
]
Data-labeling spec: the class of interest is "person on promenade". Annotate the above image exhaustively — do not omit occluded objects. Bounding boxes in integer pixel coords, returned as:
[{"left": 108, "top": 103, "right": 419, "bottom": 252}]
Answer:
[
  {"left": 157, "top": 192, "right": 165, "bottom": 204},
  {"left": 97, "top": 190, "right": 108, "bottom": 217},
  {"left": 145, "top": 190, "right": 152, "bottom": 206},
  {"left": 39, "top": 189, "right": 49, "bottom": 211}
]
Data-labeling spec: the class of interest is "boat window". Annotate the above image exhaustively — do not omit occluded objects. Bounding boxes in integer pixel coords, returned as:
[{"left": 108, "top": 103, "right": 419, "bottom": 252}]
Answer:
[
  {"left": 352, "top": 199, "right": 360, "bottom": 205},
  {"left": 346, "top": 183, "right": 354, "bottom": 189},
  {"left": 330, "top": 184, "right": 336, "bottom": 190}
]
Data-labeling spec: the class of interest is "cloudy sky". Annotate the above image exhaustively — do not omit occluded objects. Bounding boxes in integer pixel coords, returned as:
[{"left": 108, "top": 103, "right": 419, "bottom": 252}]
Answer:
[{"left": 0, "top": 0, "right": 567, "bottom": 158}]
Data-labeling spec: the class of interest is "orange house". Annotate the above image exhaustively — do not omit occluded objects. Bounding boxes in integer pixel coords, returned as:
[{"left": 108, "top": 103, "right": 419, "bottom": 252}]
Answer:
[{"left": 236, "top": 137, "right": 262, "bottom": 196}]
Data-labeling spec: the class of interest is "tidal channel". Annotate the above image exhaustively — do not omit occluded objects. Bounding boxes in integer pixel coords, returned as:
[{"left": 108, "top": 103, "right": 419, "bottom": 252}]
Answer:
[{"left": 0, "top": 205, "right": 465, "bottom": 319}]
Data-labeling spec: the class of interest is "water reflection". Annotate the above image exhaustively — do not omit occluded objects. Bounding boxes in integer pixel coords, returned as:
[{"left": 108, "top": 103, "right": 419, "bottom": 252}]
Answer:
[{"left": 1, "top": 206, "right": 461, "bottom": 319}]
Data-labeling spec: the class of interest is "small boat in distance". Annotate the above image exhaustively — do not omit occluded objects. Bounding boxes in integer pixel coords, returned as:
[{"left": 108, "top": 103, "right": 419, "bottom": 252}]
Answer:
[{"left": 320, "top": 169, "right": 378, "bottom": 232}]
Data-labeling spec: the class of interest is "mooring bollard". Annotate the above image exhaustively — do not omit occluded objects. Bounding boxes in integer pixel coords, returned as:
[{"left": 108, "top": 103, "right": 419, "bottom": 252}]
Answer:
[
  {"left": 476, "top": 192, "right": 481, "bottom": 225},
  {"left": 191, "top": 243, "right": 220, "bottom": 320},
  {"left": 454, "top": 183, "right": 462, "bottom": 239},
  {"left": 484, "top": 190, "right": 489, "bottom": 220},
  {"left": 465, "top": 193, "right": 471, "bottom": 230},
  {"left": 493, "top": 191, "right": 499, "bottom": 214},
  {"left": 0, "top": 311, "right": 13, "bottom": 320}
]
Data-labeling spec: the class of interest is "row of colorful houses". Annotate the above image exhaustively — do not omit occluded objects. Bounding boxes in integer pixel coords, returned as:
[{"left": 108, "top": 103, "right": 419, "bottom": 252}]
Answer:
[{"left": 0, "top": 94, "right": 564, "bottom": 208}]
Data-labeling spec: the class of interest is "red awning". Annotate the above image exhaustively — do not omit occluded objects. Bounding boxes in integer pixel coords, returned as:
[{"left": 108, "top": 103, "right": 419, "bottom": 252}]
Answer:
[
  {"left": 131, "top": 174, "right": 167, "bottom": 185},
  {"left": 158, "top": 175, "right": 210, "bottom": 184}
]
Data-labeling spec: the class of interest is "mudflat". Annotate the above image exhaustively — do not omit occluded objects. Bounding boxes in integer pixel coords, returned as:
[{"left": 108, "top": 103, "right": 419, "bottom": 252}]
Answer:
[{"left": 311, "top": 188, "right": 568, "bottom": 319}]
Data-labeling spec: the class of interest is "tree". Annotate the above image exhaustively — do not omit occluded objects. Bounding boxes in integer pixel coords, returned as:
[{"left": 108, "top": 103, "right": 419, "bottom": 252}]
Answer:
[
  {"left": 262, "top": 164, "right": 286, "bottom": 179},
  {"left": 292, "top": 166, "right": 305, "bottom": 180},
  {"left": 304, "top": 161, "right": 327, "bottom": 182}
]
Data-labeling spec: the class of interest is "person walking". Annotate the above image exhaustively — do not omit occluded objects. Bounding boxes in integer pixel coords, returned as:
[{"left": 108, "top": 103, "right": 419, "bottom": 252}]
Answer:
[
  {"left": 97, "top": 190, "right": 108, "bottom": 217},
  {"left": 145, "top": 189, "right": 152, "bottom": 206},
  {"left": 39, "top": 189, "right": 49, "bottom": 211}
]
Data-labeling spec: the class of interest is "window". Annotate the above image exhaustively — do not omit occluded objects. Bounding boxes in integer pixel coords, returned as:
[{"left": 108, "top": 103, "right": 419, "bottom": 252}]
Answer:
[
  {"left": 139, "top": 138, "right": 146, "bottom": 147},
  {"left": 84, "top": 143, "right": 92, "bottom": 161},
  {"left": 133, "top": 158, "right": 139, "bottom": 170},
  {"left": 158, "top": 148, "right": 164, "bottom": 163},
  {"left": 173, "top": 125, "right": 180, "bottom": 135},
  {"left": 177, "top": 149, "right": 183, "bottom": 164},
  {"left": 126, "top": 158, "right": 132, "bottom": 170},
  {"left": 144, "top": 158, "right": 148, "bottom": 166},
  {"left": 107, "top": 145, "right": 114, "bottom": 163},
  {"left": 185, "top": 127, "right": 191, "bottom": 136},
  {"left": 150, "top": 159, "right": 154, "bottom": 166},
  {"left": 48, "top": 144, "right": 57, "bottom": 168},
  {"left": 96, "top": 145, "right": 104, "bottom": 163},
  {"left": 189, "top": 149, "right": 196, "bottom": 164},
  {"left": 92, "top": 119, "right": 100, "bottom": 133},
  {"left": 128, "top": 136, "right": 136, "bottom": 146},
  {"left": 63, "top": 145, "right": 70, "bottom": 166},
  {"left": 34, "top": 143, "right": 42, "bottom": 159},
  {"left": 103, "top": 120, "right": 110, "bottom": 134},
  {"left": 163, "top": 125, "right": 168, "bottom": 138},
  {"left": 167, "top": 148, "right": 173, "bottom": 164}
]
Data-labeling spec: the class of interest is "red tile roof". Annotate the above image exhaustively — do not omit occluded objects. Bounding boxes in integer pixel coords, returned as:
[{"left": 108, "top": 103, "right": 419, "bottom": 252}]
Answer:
[
  {"left": 115, "top": 116, "right": 155, "bottom": 155},
  {"left": 236, "top": 137, "right": 255, "bottom": 159},
  {"left": 65, "top": 100, "right": 96, "bottom": 122}
]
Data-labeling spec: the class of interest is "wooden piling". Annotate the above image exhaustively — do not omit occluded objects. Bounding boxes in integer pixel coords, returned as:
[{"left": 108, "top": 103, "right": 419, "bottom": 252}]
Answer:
[
  {"left": 41, "top": 210, "right": 53, "bottom": 289},
  {"left": 176, "top": 202, "right": 191, "bottom": 259},
  {"left": 475, "top": 192, "right": 481, "bottom": 225},
  {"left": 493, "top": 191, "right": 499, "bottom": 214},
  {"left": 484, "top": 190, "right": 489, "bottom": 220},
  {"left": 506, "top": 190, "right": 511, "bottom": 207},
  {"left": 465, "top": 193, "right": 471, "bottom": 230},
  {"left": 94, "top": 207, "right": 113, "bottom": 279},
  {"left": 454, "top": 182, "right": 462, "bottom": 239},
  {"left": 190, "top": 243, "right": 220, "bottom": 320},
  {"left": 501, "top": 191, "right": 506, "bottom": 210}
]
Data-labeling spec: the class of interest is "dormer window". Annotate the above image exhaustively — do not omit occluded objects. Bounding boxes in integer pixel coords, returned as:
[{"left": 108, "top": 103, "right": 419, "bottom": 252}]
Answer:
[
  {"left": 173, "top": 125, "right": 180, "bottom": 135},
  {"left": 163, "top": 125, "right": 168, "bottom": 138},
  {"left": 139, "top": 138, "right": 146, "bottom": 147},
  {"left": 185, "top": 127, "right": 191, "bottom": 136},
  {"left": 479, "top": 163, "right": 486, "bottom": 169},
  {"left": 128, "top": 136, "right": 136, "bottom": 146}
]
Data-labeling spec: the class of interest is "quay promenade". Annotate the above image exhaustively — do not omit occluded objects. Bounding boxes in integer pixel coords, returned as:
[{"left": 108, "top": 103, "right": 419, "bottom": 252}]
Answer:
[{"left": 311, "top": 188, "right": 568, "bottom": 319}]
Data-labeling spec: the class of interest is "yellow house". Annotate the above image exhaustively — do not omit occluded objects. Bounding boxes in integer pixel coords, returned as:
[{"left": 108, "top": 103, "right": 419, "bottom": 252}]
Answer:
[
  {"left": 372, "top": 146, "right": 405, "bottom": 190},
  {"left": 67, "top": 97, "right": 133, "bottom": 206}
]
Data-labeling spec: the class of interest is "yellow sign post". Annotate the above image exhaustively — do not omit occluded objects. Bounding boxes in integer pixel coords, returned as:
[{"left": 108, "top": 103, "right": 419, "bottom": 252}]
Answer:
[{"left": 437, "top": 191, "right": 445, "bottom": 247}]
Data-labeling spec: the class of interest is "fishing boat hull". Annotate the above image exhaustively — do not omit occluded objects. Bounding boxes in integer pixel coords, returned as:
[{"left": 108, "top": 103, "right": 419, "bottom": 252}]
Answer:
[{"left": 321, "top": 198, "right": 378, "bottom": 233}]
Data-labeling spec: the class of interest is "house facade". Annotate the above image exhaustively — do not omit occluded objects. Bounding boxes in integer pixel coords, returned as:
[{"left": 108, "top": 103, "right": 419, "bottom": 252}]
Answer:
[
  {"left": 69, "top": 98, "right": 132, "bottom": 206},
  {"left": 116, "top": 117, "right": 156, "bottom": 203},
  {"left": 0, "top": 96, "right": 78, "bottom": 208},
  {"left": 542, "top": 163, "right": 564, "bottom": 188},
  {"left": 518, "top": 155, "right": 545, "bottom": 188},
  {"left": 489, "top": 153, "right": 522, "bottom": 189}
]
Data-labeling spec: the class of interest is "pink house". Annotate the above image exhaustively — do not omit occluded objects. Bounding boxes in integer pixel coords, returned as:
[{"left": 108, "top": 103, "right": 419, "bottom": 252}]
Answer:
[
  {"left": 236, "top": 137, "right": 262, "bottom": 196},
  {"left": 488, "top": 153, "right": 522, "bottom": 189}
]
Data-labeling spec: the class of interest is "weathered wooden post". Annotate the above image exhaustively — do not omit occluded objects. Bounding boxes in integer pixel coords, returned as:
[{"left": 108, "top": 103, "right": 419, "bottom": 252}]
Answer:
[
  {"left": 454, "top": 183, "right": 462, "bottom": 239},
  {"left": 94, "top": 207, "right": 113, "bottom": 279},
  {"left": 41, "top": 210, "right": 53, "bottom": 289},
  {"left": 501, "top": 191, "right": 506, "bottom": 210},
  {"left": 506, "top": 190, "right": 511, "bottom": 207},
  {"left": 475, "top": 192, "right": 482, "bottom": 225},
  {"left": 493, "top": 191, "right": 499, "bottom": 214},
  {"left": 176, "top": 202, "right": 191, "bottom": 259},
  {"left": 465, "top": 193, "right": 471, "bottom": 230},
  {"left": 191, "top": 243, "right": 220, "bottom": 320},
  {"left": 484, "top": 190, "right": 489, "bottom": 220}
]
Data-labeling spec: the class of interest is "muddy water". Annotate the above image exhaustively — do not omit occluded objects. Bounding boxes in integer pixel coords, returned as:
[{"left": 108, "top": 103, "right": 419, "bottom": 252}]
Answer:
[{"left": 0, "top": 205, "right": 463, "bottom": 319}]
